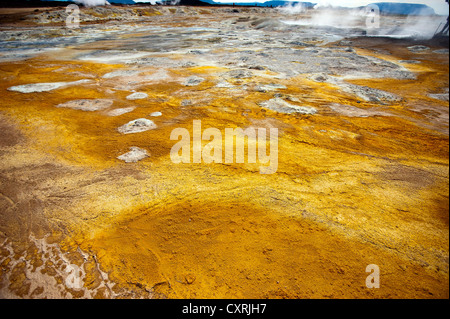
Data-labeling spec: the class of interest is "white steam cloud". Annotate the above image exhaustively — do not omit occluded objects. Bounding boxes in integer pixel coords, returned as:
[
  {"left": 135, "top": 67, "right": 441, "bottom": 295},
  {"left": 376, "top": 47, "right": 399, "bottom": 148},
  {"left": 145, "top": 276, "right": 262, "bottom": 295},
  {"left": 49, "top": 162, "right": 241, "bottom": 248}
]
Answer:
[
  {"left": 279, "top": 4, "right": 373, "bottom": 28},
  {"left": 278, "top": 3, "right": 308, "bottom": 15},
  {"left": 279, "top": 2, "right": 447, "bottom": 40},
  {"left": 74, "top": 0, "right": 111, "bottom": 7}
]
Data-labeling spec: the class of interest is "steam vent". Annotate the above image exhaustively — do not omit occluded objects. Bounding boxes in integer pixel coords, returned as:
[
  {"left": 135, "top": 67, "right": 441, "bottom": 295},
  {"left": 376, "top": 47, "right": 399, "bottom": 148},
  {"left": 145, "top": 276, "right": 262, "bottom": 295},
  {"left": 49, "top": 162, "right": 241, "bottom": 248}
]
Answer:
[{"left": 0, "top": 1, "right": 449, "bottom": 300}]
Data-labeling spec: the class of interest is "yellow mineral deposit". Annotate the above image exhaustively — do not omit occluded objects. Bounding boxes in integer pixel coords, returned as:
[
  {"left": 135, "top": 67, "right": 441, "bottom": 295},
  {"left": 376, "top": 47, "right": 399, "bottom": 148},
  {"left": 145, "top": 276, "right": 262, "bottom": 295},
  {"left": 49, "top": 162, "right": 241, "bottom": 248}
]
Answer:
[{"left": 0, "top": 4, "right": 448, "bottom": 299}]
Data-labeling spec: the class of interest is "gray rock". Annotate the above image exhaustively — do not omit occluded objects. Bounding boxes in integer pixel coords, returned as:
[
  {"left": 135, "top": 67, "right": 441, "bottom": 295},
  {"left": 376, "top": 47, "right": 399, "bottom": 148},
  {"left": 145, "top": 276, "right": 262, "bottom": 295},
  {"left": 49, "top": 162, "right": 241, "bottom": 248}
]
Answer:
[
  {"left": 340, "top": 84, "right": 401, "bottom": 104},
  {"left": 7, "top": 79, "right": 92, "bottom": 93},
  {"left": 107, "top": 107, "right": 135, "bottom": 117},
  {"left": 117, "top": 146, "right": 149, "bottom": 163},
  {"left": 181, "top": 99, "right": 193, "bottom": 106},
  {"left": 308, "top": 73, "right": 334, "bottom": 83},
  {"left": 289, "top": 41, "right": 314, "bottom": 47},
  {"left": 428, "top": 93, "right": 449, "bottom": 101},
  {"left": 328, "top": 103, "right": 390, "bottom": 117},
  {"left": 259, "top": 98, "right": 317, "bottom": 115},
  {"left": 102, "top": 70, "right": 141, "bottom": 79},
  {"left": 183, "top": 76, "right": 205, "bottom": 86},
  {"left": 308, "top": 73, "right": 400, "bottom": 104},
  {"left": 255, "top": 83, "right": 287, "bottom": 92},
  {"left": 407, "top": 45, "right": 430, "bottom": 53},
  {"left": 118, "top": 118, "right": 157, "bottom": 134},
  {"left": 126, "top": 92, "right": 148, "bottom": 100},
  {"left": 56, "top": 99, "right": 113, "bottom": 111},
  {"left": 398, "top": 60, "right": 421, "bottom": 64},
  {"left": 225, "top": 69, "right": 254, "bottom": 79},
  {"left": 433, "top": 49, "right": 449, "bottom": 54},
  {"left": 216, "top": 80, "right": 235, "bottom": 88}
]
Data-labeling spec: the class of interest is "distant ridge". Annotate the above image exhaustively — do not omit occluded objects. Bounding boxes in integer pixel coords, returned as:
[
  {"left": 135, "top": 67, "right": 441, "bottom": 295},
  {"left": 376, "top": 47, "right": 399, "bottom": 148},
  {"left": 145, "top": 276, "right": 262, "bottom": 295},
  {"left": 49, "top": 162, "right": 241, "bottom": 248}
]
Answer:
[
  {"left": 200, "top": 0, "right": 315, "bottom": 7},
  {"left": 0, "top": 0, "right": 438, "bottom": 15},
  {"left": 370, "top": 2, "right": 435, "bottom": 15},
  {"left": 108, "top": 0, "right": 136, "bottom": 4},
  {"left": 201, "top": 0, "right": 437, "bottom": 15}
]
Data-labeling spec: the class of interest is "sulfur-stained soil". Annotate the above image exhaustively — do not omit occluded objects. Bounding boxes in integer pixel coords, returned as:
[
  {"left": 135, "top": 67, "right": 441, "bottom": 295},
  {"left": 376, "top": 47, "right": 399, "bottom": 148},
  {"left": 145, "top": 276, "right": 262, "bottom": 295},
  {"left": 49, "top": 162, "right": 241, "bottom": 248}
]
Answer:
[{"left": 0, "top": 5, "right": 448, "bottom": 299}]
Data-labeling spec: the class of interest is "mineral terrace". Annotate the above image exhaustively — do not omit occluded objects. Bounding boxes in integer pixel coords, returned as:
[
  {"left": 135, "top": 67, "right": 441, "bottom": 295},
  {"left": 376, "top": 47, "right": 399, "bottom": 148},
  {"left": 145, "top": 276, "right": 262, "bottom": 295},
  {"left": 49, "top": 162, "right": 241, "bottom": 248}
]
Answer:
[{"left": 0, "top": 5, "right": 448, "bottom": 299}]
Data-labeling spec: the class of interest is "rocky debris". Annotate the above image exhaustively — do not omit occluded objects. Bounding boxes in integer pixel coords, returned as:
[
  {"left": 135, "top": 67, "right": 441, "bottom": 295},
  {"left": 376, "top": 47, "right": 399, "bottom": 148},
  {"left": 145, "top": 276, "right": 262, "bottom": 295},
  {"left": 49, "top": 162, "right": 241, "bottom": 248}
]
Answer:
[
  {"left": 308, "top": 73, "right": 332, "bottom": 83},
  {"left": 407, "top": 45, "right": 430, "bottom": 53},
  {"left": 56, "top": 99, "right": 114, "bottom": 111},
  {"left": 126, "top": 92, "right": 148, "bottom": 100},
  {"left": 185, "top": 273, "right": 196, "bottom": 285},
  {"left": 398, "top": 60, "right": 421, "bottom": 64},
  {"left": 340, "top": 84, "right": 401, "bottom": 104},
  {"left": 258, "top": 98, "right": 317, "bottom": 115},
  {"left": 216, "top": 80, "right": 235, "bottom": 88},
  {"left": 150, "top": 111, "right": 162, "bottom": 117},
  {"left": 107, "top": 107, "right": 136, "bottom": 117},
  {"left": 77, "top": 51, "right": 150, "bottom": 63},
  {"left": 289, "top": 41, "right": 315, "bottom": 47},
  {"left": 118, "top": 118, "right": 157, "bottom": 134},
  {"left": 117, "top": 147, "right": 149, "bottom": 163},
  {"left": 7, "top": 80, "right": 92, "bottom": 93},
  {"left": 224, "top": 69, "right": 254, "bottom": 79},
  {"left": 433, "top": 49, "right": 449, "bottom": 54},
  {"left": 218, "top": 47, "right": 415, "bottom": 80},
  {"left": 328, "top": 103, "right": 391, "bottom": 117},
  {"left": 28, "top": 6, "right": 162, "bottom": 24},
  {"left": 0, "top": 48, "right": 61, "bottom": 63},
  {"left": 255, "top": 83, "right": 287, "bottom": 92},
  {"left": 183, "top": 76, "right": 205, "bottom": 86},
  {"left": 181, "top": 100, "right": 193, "bottom": 106},
  {"left": 428, "top": 93, "right": 449, "bottom": 102},
  {"left": 309, "top": 73, "right": 401, "bottom": 104},
  {"left": 103, "top": 70, "right": 141, "bottom": 79}
]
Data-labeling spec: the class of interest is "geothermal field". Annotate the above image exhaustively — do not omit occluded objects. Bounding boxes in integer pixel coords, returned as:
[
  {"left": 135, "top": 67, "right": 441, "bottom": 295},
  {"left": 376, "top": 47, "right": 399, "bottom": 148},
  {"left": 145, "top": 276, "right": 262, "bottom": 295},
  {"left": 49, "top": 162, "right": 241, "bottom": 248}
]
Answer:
[{"left": 0, "top": 4, "right": 449, "bottom": 299}]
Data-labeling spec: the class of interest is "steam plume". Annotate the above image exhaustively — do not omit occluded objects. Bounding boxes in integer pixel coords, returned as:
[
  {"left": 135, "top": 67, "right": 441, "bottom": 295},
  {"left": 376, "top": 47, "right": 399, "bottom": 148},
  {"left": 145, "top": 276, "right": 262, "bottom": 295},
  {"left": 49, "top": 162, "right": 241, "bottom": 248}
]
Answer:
[{"left": 74, "top": 0, "right": 111, "bottom": 7}]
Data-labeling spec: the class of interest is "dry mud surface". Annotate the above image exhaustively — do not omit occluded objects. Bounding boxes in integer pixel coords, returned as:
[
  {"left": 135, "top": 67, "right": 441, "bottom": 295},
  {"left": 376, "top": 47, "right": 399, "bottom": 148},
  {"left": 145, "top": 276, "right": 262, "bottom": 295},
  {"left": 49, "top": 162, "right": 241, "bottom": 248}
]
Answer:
[{"left": 0, "top": 5, "right": 448, "bottom": 299}]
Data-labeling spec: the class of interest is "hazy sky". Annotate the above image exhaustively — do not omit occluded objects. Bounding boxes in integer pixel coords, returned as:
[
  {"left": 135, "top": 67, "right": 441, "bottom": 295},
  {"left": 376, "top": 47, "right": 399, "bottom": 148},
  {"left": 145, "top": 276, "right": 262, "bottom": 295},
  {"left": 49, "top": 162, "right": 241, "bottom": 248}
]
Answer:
[{"left": 134, "top": 0, "right": 449, "bottom": 15}]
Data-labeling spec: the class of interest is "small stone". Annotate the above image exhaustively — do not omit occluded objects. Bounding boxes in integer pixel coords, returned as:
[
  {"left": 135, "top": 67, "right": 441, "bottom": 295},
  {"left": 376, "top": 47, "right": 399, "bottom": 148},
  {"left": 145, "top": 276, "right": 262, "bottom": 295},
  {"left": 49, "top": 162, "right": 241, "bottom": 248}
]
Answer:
[
  {"left": 407, "top": 45, "right": 430, "bottom": 53},
  {"left": 181, "top": 99, "right": 192, "bottom": 106},
  {"left": 8, "top": 79, "right": 91, "bottom": 93},
  {"left": 433, "top": 49, "right": 449, "bottom": 54},
  {"left": 225, "top": 69, "right": 253, "bottom": 79},
  {"left": 343, "top": 84, "right": 401, "bottom": 103},
  {"left": 126, "top": 92, "right": 148, "bottom": 100},
  {"left": 428, "top": 93, "right": 449, "bottom": 101},
  {"left": 259, "top": 98, "right": 317, "bottom": 115},
  {"left": 107, "top": 107, "right": 135, "bottom": 117},
  {"left": 56, "top": 99, "right": 113, "bottom": 111},
  {"left": 150, "top": 111, "right": 162, "bottom": 117},
  {"left": 102, "top": 70, "right": 140, "bottom": 79},
  {"left": 398, "top": 60, "right": 421, "bottom": 64},
  {"left": 328, "top": 103, "right": 390, "bottom": 117},
  {"left": 183, "top": 76, "right": 204, "bottom": 86},
  {"left": 117, "top": 147, "right": 148, "bottom": 163},
  {"left": 255, "top": 83, "right": 287, "bottom": 92},
  {"left": 118, "top": 118, "right": 157, "bottom": 134},
  {"left": 185, "top": 274, "right": 196, "bottom": 284},
  {"left": 308, "top": 73, "right": 331, "bottom": 83},
  {"left": 216, "top": 80, "right": 234, "bottom": 88}
]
